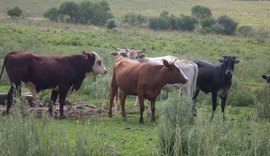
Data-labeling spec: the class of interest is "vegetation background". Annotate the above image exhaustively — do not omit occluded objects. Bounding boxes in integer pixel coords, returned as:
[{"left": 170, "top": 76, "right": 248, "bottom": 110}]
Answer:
[{"left": 0, "top": 0, "right": 270, "bottom": 155}]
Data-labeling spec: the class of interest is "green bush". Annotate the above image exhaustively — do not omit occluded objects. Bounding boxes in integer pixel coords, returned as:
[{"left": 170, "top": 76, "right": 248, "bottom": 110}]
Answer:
[
  {"left": 58, "top": 1, "right": 80, "bottom": 22},
  {"left": 122, "top": 13, "right": 147, "bottom": 26},
  {"left": 105, "top": 18, "right": 117, "bottom": 29},
  {"left": 43, "top": 0, "right": 113, "bottom": 26},
  {"left": 178, "top": 15, "right": 198, "bottom": 31},
  {"left": 201, "top": 17, "right": 216, "bottom": 29},
  {"left": 211, "top": 23, "right": 225, "bottom": 34},
  {"left": 191, "top": 5, "right": 212, "bottom": 21},
  {"left": 43, "top": 7, "right": 59, "bottom": 21},
  {"left": 7, "top": 6, "right": 23, "bottom": 18},
  {"left": 216, "top": 15, "right": 238, "bottom": 35},
  {"left": 237, "top": 26, "right": 254, "bottom": 37}
]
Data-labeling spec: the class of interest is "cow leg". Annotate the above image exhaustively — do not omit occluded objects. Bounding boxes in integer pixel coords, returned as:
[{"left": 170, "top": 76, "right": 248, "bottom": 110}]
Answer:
[
  {"left": 138, "top": 95, "right": 145, "bottom": 124},
  {"left": 147, "top": 101, "right": 152, "bottom": 116},
  {"left": 192, "top": 89, "right": 200, "bottom": 116},
  {"left": 58, "top": 89, "right": 68, "bottom": 119},
  {"left": 5, "top": 85, "right": 15, "bottom": 115},
  {"left": 114, "top": 89, "right": 119, "bottom": 113},
  {"left": 211, "top": 92, "right": 218, "bottom": 121},
  {"left": 220, "top": 95, "right": 228, "bottom": 121},
  {"left": 134, "top": 96, "right": 140, "bottom": 106},
  {"left": 109, "top": 84, "right": 118, "bottom": 118},
  {"left": 150, "top": 100, "right": 156, "bottom": 124},
  {"left": 48, "top": 90, "right": 59, "bottom": 116},
  {"left": 120, "top": 93, "right": 127, "bottom": 120}
]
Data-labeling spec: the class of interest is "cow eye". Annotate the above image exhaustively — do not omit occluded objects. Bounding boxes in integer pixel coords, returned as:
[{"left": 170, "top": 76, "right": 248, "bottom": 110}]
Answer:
[{"left": 97, "top": 60, "right": 101, "bottom": 66}]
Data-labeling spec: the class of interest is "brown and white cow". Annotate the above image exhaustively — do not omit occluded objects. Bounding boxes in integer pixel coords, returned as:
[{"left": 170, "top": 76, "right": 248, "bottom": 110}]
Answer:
[
  {"left": 109, "top": 58, "right": 187, "bottom": 124},
  {"left": 110, "top": 48, "right": 198, "bottom": 114},
  {"left": 0, "top": 51, "right": 107, "bottom": 118}
]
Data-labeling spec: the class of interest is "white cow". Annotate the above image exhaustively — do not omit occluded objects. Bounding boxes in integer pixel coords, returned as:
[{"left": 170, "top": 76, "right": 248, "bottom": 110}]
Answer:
[{"left": 110, "top": 48, "right": 198, "bottom": 114}]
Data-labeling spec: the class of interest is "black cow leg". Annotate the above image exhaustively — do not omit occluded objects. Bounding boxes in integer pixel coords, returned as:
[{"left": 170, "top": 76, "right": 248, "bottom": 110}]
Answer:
[
  {"left": 48, "top": 90, "right": 59, "bottom": 116},
  {"left": 4, "top": 85, "right": 15, "bottom": 115},
  {"left": 192, "top": 89, "right": 200, "bottom": 116},
  {"left": 210, "top": 92, "right": 218, "bottom": 121},
  {"left": 221, "top": 96, "right": 227, "bottom": 121},
  {"left": 58, "top": 89, "right": 68, "bottom": 119}
]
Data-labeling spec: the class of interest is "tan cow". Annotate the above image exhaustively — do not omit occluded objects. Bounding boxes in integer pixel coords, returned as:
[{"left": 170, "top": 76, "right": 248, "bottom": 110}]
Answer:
[{"left": 108, "top": 58, "right": 187, "bottom": 124}]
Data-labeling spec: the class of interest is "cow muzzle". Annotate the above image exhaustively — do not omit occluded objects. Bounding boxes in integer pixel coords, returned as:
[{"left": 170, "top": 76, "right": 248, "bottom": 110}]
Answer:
[{"left": 225, "top": 70, "right": 233, "bottom": 75}]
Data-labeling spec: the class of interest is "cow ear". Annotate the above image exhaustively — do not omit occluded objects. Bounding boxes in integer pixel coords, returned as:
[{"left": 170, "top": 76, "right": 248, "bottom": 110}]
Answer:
[
  {"left": 82, "top": 51, "right": 89, "bottom": 59},
  {"left": 235, "top": 59, "right": 241, "bottom": 64},
  {"left": 110, "top": 51, "right": 118, "bottom": 56},
  {"left": 217, "top": 58, "right": 224, "bottom": 63},
  {"left": 163, "top": 59, "right": 170, "bottom": 68},
  {"left": 138, "top": 52, "right": 146, "bottom": 58},
  {"left": 119, "top": 52, "right": 128, "bottom": 57},
  {"left": 262, "top": 75, "right": 267, "bottom": 80}
]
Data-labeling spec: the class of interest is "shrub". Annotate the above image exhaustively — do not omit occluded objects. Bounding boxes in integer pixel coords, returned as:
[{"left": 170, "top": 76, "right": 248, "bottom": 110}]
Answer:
[
  {"left": 58, "top": 1, "right": 80, "bottom": 22},
  {"left": 201, "top": 17, "right": 216, "bottom": 29},
  {"left": 43, "top": 7, "right": 59, "bottom": 21},
  {"left": 211, "top": 23, "right": 225, "bottom": 34},
  {"left": 43, "top": 0, "right": 113, "bottom": 26},
  {"left": 7, "top": 6, "right": 23, "bottom": 18},
  {"left": 217, "top": 15, "right": 238, "bottom": 35},
  {"left": 191, "top": 5, "right": 212, "bottom": 21},
  {"left": 177, "top": 15, "right": 198, "bottom": 31},
  {"left": 237, "top": 26, "right": 254, "bottom": 37},
  {"left": 105, "top": 18, "right": 117, "bottom": 29},
  {"left": 122, "top": 13, "right": 147, "bottom": 26}
]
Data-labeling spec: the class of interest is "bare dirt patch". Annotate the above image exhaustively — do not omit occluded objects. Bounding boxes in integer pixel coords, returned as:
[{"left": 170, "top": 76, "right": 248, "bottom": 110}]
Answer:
[{"left": 0, "top": 100, "right": 108, "bottom": 120}]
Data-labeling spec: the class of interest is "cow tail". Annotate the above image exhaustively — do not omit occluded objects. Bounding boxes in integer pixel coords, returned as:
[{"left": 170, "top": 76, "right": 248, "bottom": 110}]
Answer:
[
  {"left": 0, "top": 55, "right": 7, "bottom": 79},
  {"left": 192, "top": 63, "right": 199, "bottom": 97}
]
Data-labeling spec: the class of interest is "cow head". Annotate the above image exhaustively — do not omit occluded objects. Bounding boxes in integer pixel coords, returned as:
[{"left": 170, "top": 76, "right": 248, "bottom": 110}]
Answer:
[
  {"left": 163, "top": 59, "right": 188, "bottom": 84},
  {"left": 262, "top": 75, "right": 270, "bottom": 88},
  {"left": 218, "top": 56, "right": 241, "bottom": 76},
  {"left": 83, "top": 51, "right": 107, "bottom": 75},
  {"left": 110, "top": 48, "right": 146, "bottom": 59}
]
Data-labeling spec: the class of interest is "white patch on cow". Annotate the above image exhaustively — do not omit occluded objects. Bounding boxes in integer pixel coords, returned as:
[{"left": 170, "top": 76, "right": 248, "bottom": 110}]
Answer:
[{"left": 89, "top": 52, "right": 107, "bottom": 76}]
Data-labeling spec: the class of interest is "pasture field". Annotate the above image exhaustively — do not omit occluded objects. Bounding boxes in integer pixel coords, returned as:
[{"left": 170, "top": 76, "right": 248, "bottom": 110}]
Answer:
[{"left": 0, "top": 0, "right": 270, "bottom": 155}]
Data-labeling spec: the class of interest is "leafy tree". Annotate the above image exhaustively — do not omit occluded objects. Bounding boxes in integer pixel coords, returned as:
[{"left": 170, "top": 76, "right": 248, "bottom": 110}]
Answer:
[
  {"left": 58, "top": 1, "right": 80, "bottom": 22},
  {"left": 217, "top": 15, "right": 238, "bottom": 35},
  {"left": 7, "top": 7, "right": 23, "bottom": 18},
  {"left": 90, "top": 0, "right": 113, "bottom": 26},
  {"left": 79, "top": 1, "right": 94, "bottom": 24},
  {"left": 191, "top": 5, "right": 212, "bottom": 21},
  {"left": 43, "top": 7, "right": 59, "bottom": 21}
]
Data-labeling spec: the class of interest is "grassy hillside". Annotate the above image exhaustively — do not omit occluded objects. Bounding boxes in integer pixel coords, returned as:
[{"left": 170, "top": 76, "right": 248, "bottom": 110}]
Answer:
[{"left": 1, "top": 0, "right": 270, "bottom": 29}]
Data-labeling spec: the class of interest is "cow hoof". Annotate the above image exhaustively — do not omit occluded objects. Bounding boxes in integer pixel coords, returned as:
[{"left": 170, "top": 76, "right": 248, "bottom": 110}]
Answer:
[{"left": 139, "top": 119, "right": 144, "bottom": 124}]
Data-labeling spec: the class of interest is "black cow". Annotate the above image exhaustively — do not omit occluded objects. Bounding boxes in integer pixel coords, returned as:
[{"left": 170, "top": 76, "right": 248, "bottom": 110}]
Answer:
[
  {"left": 0, "top": 51, "right": 107, "bottom": 118},
  {"left": 192, "top": 56, "right": 240, "bottom": 120},
  {"left": 262, "top": 75, "right": 270, "bottom": 88}
]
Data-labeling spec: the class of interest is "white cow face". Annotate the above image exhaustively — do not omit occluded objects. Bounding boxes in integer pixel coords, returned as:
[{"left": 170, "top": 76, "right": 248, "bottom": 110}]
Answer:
[{"left": 90, "top": 51, "right": 107, "bottom": 75}]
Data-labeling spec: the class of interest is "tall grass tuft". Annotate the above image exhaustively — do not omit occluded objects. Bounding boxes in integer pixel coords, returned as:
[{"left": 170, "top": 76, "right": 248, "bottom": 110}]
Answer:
[
  {"left": 0, "top": 99, "right": 116, "bottom": 155},
  {"left": 157, "top": 96, "right": 270, "bottom": 156},
  {"left": 256, "top": 87, "right": 270, "bottom": 120}
]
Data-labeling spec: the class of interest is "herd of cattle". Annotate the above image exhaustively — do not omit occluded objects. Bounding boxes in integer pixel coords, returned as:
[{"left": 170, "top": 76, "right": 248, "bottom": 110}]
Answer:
[{"left": 0, "top": 49, "right": 268, "bottom": 123}]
